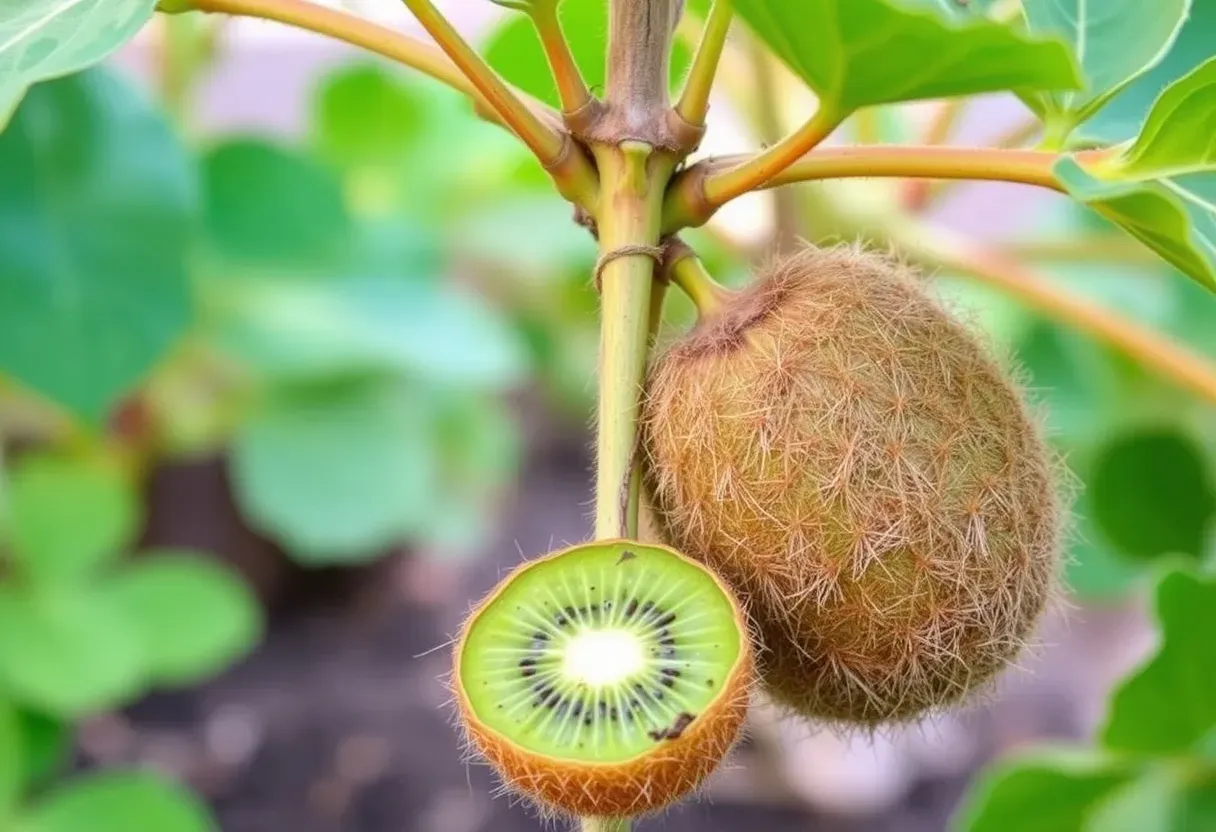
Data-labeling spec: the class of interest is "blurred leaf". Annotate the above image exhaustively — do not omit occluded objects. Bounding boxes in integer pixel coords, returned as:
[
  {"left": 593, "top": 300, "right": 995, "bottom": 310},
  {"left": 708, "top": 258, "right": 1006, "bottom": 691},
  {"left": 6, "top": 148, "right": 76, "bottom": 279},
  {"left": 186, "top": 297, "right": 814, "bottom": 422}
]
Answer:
[
  {"left": 484, "top": 0, "right": 692, "bottom": 109},
  {"left": 453, "top": 195, "right": 595, "bottom": 276},
  {"left": 104, "top": 551, "right": 261, "bottom": 686},
  {"left": 1079, "top": 0, "right": 1216, "bottom": 145},
  {"left": 23, "top": 772, "right": 214, "bottom": 832},
  {"left": 1088, "top": 427, "right": 1215, "bottom": 562},
  {"left": 202, "top": 139, "right": 351, "bottom": 268},
  {"left": 729, "top": 0, "right": 1080, "bottom": 113},
  {"left": 231, "top": 380, "right": 440, "bottom": 564},
  {"left": 14, "top": 710, "right": 67, "bottom": 789},
  {"left": 1085, "top": 766, "right": 1216, "bottom": 832},
  {"left": 954, "top": 749, "right": 1138, "bottom": 832},
  {"left": 1103, "top": 569, "right": 1216, "bottom": 753},
  {"left": 0, "top": 69, "right": 195, "bottom": 422},
  {"left": 1055, "top": 159, "right": 1216, "bottom": 292},
  {"left": 1016, "top": 320, "right": 1119, "bottom": 442},
  {"left": 0, "top": 586, "right": 143, "bottom": 717},
  {"left": 211, "top": 272, "right": 530, "bottom": 391},
  {"left": 424, "top": 395, "right": 521, "bottom": 550},
  {"left": 7, "top": 455, "right": 138, "bottom": 583},
  {"left": 309, "top": 64, "right": 540, "bottom": 221},
  {"left": 0, "top": 0, "right": 155, "bottom": 127},
  {"left": 1066, "top": 494, "right": 1146, "bottom": 601},
  {"left": 313, "top": 64, "right": 425, "bottom": 171},
  {"left": 0, "top": 700, "right": 18, "bottom": 819},
  {"left": 1106, "top": 58, "right": 1216, "bottom": 179},
  {"left": 1020, "top": 0, "right": 1189, "bottom": 131}
]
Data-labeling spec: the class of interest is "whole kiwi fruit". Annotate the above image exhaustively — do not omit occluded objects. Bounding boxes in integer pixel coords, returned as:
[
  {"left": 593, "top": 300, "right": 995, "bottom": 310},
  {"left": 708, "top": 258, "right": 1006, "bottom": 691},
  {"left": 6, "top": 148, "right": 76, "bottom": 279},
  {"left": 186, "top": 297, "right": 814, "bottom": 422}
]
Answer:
[
  {"left": 453, "top": 539, "right": 752, "bottom": 817},
  {"left": 640, "top": 245, "right": 1063, "bottom": 726}
]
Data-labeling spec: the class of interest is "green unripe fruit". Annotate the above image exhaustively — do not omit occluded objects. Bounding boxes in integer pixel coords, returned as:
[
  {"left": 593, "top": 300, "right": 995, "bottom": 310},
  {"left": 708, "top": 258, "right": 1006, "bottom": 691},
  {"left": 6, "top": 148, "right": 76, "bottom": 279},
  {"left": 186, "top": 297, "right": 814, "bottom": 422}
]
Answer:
[{"left": 640, "top": 245, "right": 1063, "bottom": 726}]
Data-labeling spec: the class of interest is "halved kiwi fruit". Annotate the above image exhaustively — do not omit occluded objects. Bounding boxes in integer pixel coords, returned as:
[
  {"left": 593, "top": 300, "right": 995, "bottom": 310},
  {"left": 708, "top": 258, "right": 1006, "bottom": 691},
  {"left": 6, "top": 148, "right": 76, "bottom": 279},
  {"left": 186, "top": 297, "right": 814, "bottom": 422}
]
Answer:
[{"left": 453, "top": 539, "right": 752, "bottom": 817}]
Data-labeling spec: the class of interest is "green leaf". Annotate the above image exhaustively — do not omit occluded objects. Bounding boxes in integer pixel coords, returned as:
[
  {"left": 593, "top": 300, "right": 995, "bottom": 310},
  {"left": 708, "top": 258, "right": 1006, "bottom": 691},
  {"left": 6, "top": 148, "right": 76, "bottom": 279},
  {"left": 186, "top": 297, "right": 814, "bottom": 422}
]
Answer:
[
  {"left": 424, "top": 394, "right": 521, "bottom": 550},
  {"left": 0, "top": 69, "right": 195, "bottom": 422},
  {"left": 0, "top": 585, "right": 143, "bottom": 717},
  {"left": 483, "top": 0, "right": 692, "bottom": 110},
  {"left": 1079, "top": 0, "right": 1216, "bottom": 145},
  {"left": 23, "top": 772, "right": 215, "bottom": 832},
  {"left": 1085, "top": 766, "right": 1216, "bottom": 832},
  {"left": 1088, "top": 427, "right": 1216, "bottom": 562},
  {"left": 202, "top": 139, "right": 351, "bottom": 268},
  {"left": 312, "top": 64, "right": 426, "bottom": 172},
  {"left": 1067, "top": 495, "right": 1146, "bottom": 601},
  {"left": 230, "top": 380, "right": 440, "bottom": 564},
  {"left": 1055, "top": 158, "right": 1216, "bottom": 292},
  {"left": 1106, "top": 58, "right": 1216, "bottom": 180},
  {"left": 104, "top": 551, "right": 261, "bottom": 686},
  {"left": 0, "top": 0, "right": 156, "bottom": 127},
  {"left": 0, "top": 700, "right": 18, "bottom": 819},
  {"left": 1103, "top": 569, "right": 1216, "bottom": 753},
  {"left": 14, "top": 710, "right": 67, "bottom": 789},
  {"left": 209, "top": 272, "right": 530, "bottom": 391},
  {"left": 1020, "top": 0, "right": 1190, "bottom": 130},
  {"left": 953, "top": 749, "right": 1138, "bottom": 832},
  {"left": 7, "top": 455, "right": 139, "bottom": 582},
  {"left": 729, "top": 0, "right": 1081, "bottom": 113}
]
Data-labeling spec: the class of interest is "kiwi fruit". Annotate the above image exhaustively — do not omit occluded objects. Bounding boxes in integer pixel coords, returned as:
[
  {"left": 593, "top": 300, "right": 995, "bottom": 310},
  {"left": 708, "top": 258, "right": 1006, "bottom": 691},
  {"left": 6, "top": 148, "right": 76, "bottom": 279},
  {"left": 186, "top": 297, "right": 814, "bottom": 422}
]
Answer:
[
  {"left": 453, "top": 539, "right": 753, "bottom": 817},
  {"left": 640, "top": 245, "right": 1063, "bottom": 726}
]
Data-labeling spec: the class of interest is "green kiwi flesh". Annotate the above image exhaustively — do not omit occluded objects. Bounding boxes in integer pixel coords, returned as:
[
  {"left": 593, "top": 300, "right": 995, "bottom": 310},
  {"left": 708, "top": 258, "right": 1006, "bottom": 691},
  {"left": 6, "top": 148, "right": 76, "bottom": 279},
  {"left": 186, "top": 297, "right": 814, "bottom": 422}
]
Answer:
[{"left": 459, "top": 540, "right": 744, "bottom": 763}]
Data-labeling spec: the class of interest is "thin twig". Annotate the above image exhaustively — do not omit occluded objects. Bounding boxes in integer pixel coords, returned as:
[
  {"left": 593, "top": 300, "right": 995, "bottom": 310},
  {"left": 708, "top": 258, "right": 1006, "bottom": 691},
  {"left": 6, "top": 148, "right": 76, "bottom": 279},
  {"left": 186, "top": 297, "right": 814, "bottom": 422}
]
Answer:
[{"left": 674, "top": 0, "right": 733, "bottom": 127}]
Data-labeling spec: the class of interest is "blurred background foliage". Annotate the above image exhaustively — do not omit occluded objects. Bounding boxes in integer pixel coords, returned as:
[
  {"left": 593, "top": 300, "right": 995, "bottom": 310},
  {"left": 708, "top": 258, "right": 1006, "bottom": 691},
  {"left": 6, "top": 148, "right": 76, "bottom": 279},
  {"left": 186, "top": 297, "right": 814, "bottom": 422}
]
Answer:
[{"left": 0, "top": 0, "right": 1215, "bottom": 830}]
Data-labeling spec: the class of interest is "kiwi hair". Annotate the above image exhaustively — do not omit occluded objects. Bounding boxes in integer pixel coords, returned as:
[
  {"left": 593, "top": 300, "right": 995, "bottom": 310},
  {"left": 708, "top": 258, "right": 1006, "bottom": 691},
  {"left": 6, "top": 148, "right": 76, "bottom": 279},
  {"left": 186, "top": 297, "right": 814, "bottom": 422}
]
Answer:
[
  {"left": 452, "top": 539, "right": 753, "bottom": 817},
  {"left": 640, "top": 243, "right": 1064, "bottom": 726}
]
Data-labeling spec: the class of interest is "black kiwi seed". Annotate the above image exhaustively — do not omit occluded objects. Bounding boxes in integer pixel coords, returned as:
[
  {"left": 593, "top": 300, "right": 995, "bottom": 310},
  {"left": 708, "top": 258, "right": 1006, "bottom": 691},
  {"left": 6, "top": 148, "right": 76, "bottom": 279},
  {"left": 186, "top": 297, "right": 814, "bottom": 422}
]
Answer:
[
  {"left": 662, "top": 668, "right": 681, "bottom": 678},
  {"left": 626, "top": 599, "right": 639, "bottom": 617},
  {"left": 655, "top": 612, "right": 676, "bottom": 628}
]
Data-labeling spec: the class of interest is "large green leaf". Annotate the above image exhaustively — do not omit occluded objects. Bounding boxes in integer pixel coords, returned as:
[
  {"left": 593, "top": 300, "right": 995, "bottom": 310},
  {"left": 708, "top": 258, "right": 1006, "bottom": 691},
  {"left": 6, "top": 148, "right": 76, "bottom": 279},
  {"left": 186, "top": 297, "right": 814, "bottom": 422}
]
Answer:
[
  {"left": 23, "top": 772, "right": 215, "bottom": 832},
  {"left": 0, "top": 0, "right": 156, "bottom": 127},
  {"left": 1055, "top": 158, "right": 1216, "bottom": 291},
  {"left": 1079, "top": 0, "right": 1216, "bottom": 144},
  {"left": 729, "top": 0, "right": 1080, "bottom": 114},
  {"left": 484, "top": 0, "right": 692, "bottom": 110},
  {"left": 953, "top": 749, "right": 1138, "bottom": 832},
  {"left": 202, "top": 139, "right": 351, "bottom": 269},
  {"left": 1106, "top": 58, "right": 1216, "bottom": 180},
  {"left": 1020, "top": 0, "right": 1190, "bottom": 131},
  {"left": 1103, "top": 569, "right": 1216, "bottom": 754},
  {"left": 1088, "top": 427, "right": 1216, "bottom": 562},
  {"left": 209, "top": 272, "right": 530, "bottom": 391},
  {"left": 104, "top": 551, "right": 261, "bottom": 686},
  {"left": 7, "top": 455, "right": 139, "bottom": 583},
  {"left": 0, "top": 69, "right": 195, "bottom": 422},
  {"left": 0, "top": 585, "right": 144, "bottom": 716},
  {"left": 230, "top": 380, "right": 440, "bottom": 564}
]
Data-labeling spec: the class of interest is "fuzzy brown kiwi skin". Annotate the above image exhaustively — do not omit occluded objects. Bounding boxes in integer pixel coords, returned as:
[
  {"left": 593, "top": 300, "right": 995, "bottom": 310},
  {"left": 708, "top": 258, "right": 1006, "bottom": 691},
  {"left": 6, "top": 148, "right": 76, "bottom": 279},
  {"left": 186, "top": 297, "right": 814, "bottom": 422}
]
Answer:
[
  {"left": 640, "top": 245, "right": 1065, "bottom": 726},
  {"left": 452, "top": 539, "right": 754, "bottom": 818}
]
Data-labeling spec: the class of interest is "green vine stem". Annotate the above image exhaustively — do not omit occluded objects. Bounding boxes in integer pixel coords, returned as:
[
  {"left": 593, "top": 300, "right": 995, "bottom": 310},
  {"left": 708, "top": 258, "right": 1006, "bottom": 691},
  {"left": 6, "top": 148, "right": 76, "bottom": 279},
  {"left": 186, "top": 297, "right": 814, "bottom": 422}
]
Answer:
[{"left": 591, "top": 141, "right": 672, "bottom": 542}]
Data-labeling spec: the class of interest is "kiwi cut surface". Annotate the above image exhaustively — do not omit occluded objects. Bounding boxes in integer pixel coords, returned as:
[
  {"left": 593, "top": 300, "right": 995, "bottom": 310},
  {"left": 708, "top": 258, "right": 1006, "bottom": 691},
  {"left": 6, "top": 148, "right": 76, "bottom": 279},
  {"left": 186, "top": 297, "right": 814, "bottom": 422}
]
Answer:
[{"left": 455, "top": 539, "right": 751, "bottom": 817}]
